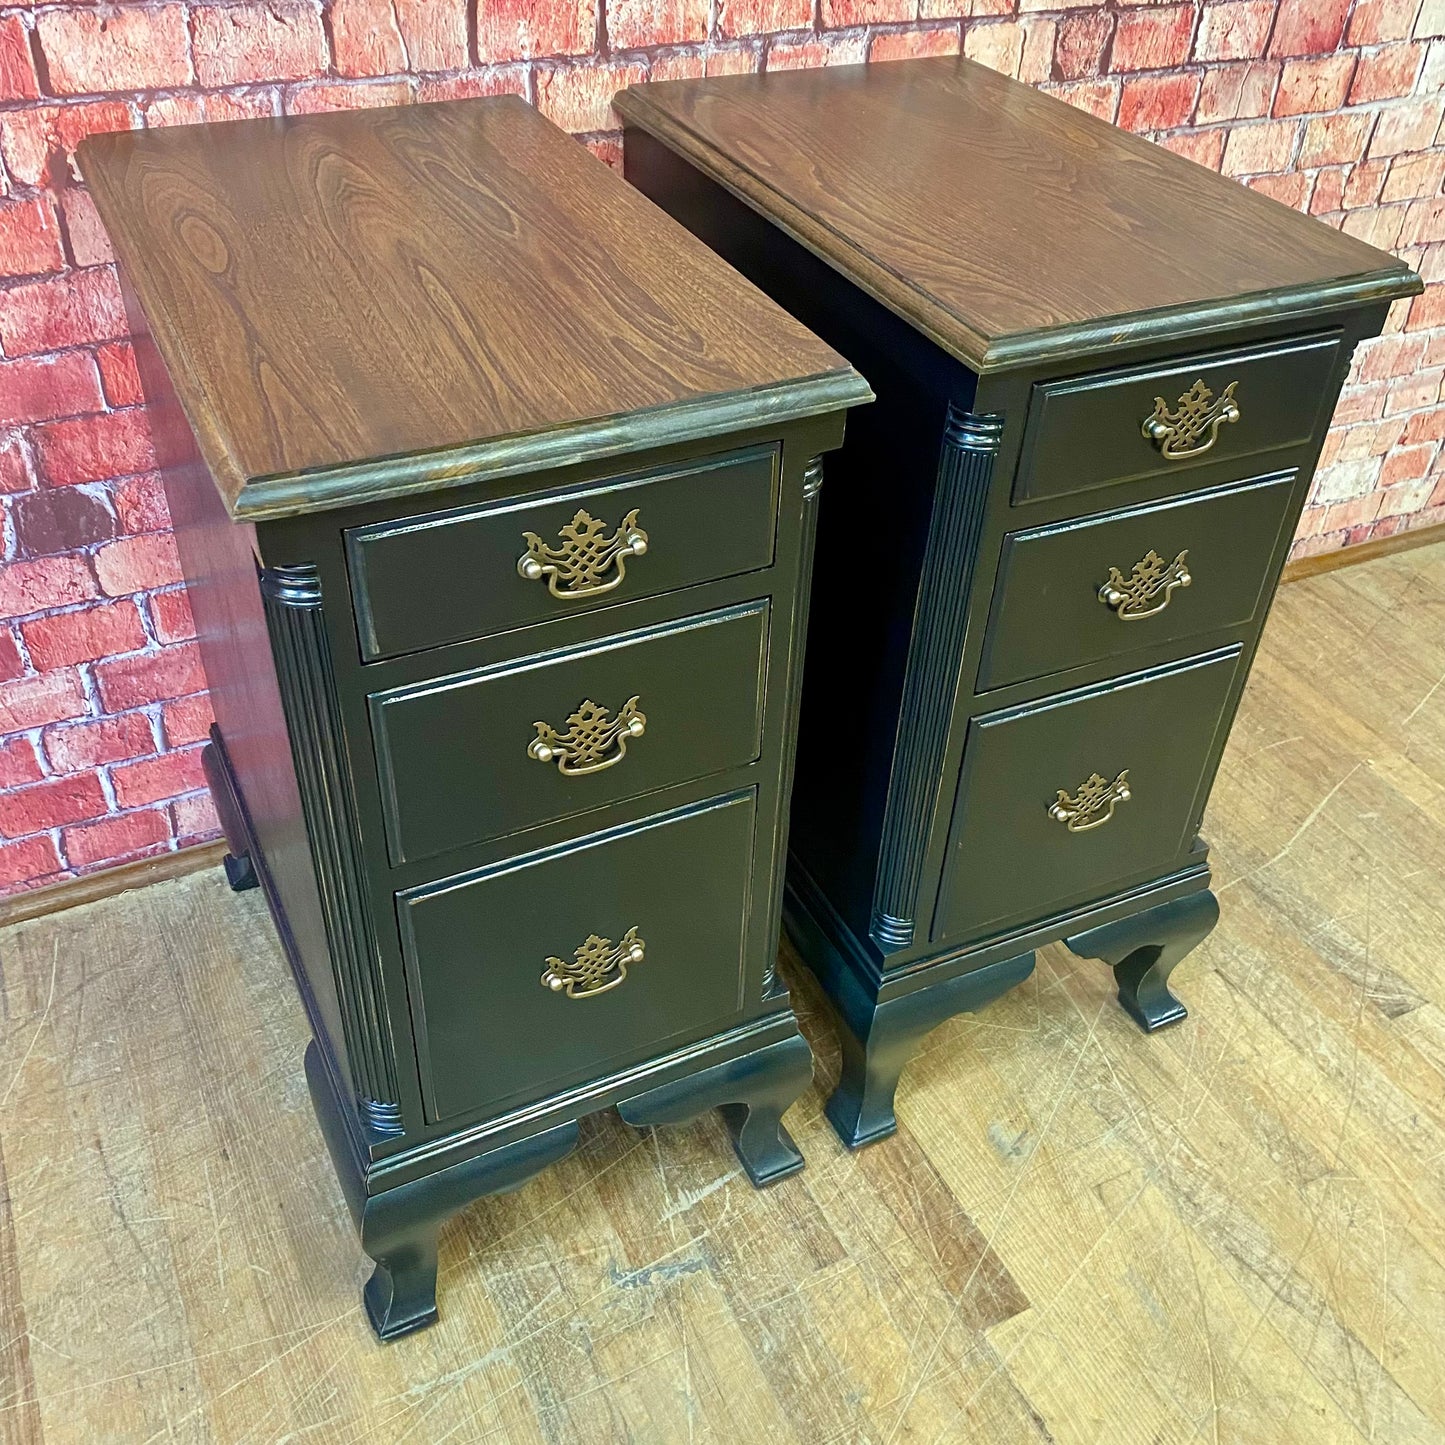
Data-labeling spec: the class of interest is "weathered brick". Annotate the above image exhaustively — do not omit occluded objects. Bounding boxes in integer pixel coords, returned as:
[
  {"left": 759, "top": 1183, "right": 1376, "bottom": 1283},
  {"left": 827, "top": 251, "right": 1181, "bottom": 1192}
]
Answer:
[
  {"left": 1368, "top": 98, "right": 1444, "bottom": 157},
  {"left": 0, "top": 267, "right": 126, "bottom": 356},
  {"left": 1379, "top": 440, "right": 1437, "bottom": 486},
  {"left": 1383, "top": 154, "right": 1445, "bottom": 202},
  {"left": 1299, "top": 111, "right": 1376, "bottom": 166},
  {"left": 1198, "top": 61, "right": 1278, "bottom": 122},
  {"left": 0, "top": 630, "right": 22, "bottom": 684},
  {"left": 192, "top": 2, "right": 327, "bottom": 87},
  {"left": 613, "top": 0, "right": 709, "bottom": 46},
  {"left": 535, "top": 62, "right": 646, "bottom": 131},
  {"left": 1043, "top": 78, "right": 1120, "bottom": 122},
  {"left": 1343, "top": 158, "right": 1389, "bottom": 208},
  {"left": 160, "top": 692, "right": 214, "bottom": 747},
  {"left": 0, "top": 555, "right": 96, "bottom": 619},
  {"left": 0, "top": 196, "right": 65, "bottom": 280},
  {"left": 1361, "top": 332, "right": 1429, "bottom": 380},
  {"left": 96, "top": 342, "right": 143, "bottom": 409},
  {"left": 1052, "top": 11, "right": 1110, "bottom": 80},
  {"left": 0, "top": 737, "right": 43, "bottom": 790},
  {"left": 10, "top": 486, "right": 116, "bottom": 559},
  {"left": 95, "top": 641, "right": 206, "bottom": 711},
  {"left": 35, "top": 409, "right": 155, "bottom": 488},
  {"left": 1112, "top": 6, "right": 1195, "bottom": 70},
  {"left": 1420, "top": 0, "right": 1445, "bottom": 39},
  {"left": 868, "top": 28, "right": 962, "bottom": 61},
  {"left": 1274, "top": 53, "right": 1356, "bottom": 115},
  {"left": 329, "top": 0, "right": 402, "bottom": 74},
  {"left": 21, "top": 601, "right": 146, "bottom": 671},
  {"left": 1341, "top": 203, "right": 1406, "bottom": 249},
  {"left": 59, "top": 188, "right": 112, "bottom": 268},
  {"left": 1119, "top": 72, "right": 1202, "bottom": 132},
  {"left": 1349, "top": 0, "right": 1425, "bottom": 45},
  {"left": 1406, "top": 281, "right": 1445, "bottom": 329},
  {"left": 0, "top": 16, "right": 39, "bottom": 102},
  {"left": 1018, "top": 18, "right": 1057, "bottom": 82},
  {"left": 1157, "top": 128, "right": 1227, "bottom": 169},
  {"left": 478, "top": 0, "right": 599, "bottom": 61},
  {"left": 0, "top": 771, "right": 106, "bottom": 839},
  {"left": 62, "top": 808, "right": 171, "bottom": 868},
  {"left": 0, "top": 102, "right": 132, "bottom": 189},
  {"left": 148, "top": 588, "right": 196, "bottom": 644},
  {"left": 94, "top": 531, "right": 183, "bottom": 596},
  {"left": 1386, "top": 368, "right": 1443, "bottom": 412},
  {"left": 1221, "top": 118, "right": 1300, "bottom": 175},
  {"left": 768, "top": 37, "right": 867, "bottom": 69},
  {"left": 110, "top": 474, "right": 170, "bottom": 535},
  {"left": 415, "top": 67, "right": 528, "bottom": 102},
  {"left": 36, "top": 6, "right": 191, "bottom": 95},
  {"left": 1247, "top": 172, "right": 1312, "bottom": 207},
  {"left": 285, "top": 80, "right": 412, "bottom": 115},
  {"left": 1402, "top": 407, "right": 1445, "bottom": 443},
  {"left": 44, "top": 712, "right": 155, "bottom": 772},
  {"left": 0, "top": 669, "right": 87, "bottom": 733},
  {"left": 0, "top": 835, "right": 63, "bottom": 887},
  {"left": 171, "top": 790, "right": 221, "bottom": 842},
  {"left": 0, "top": 353, "right": 103, "bottom": 428},
  {"left": 964, "top": 21, "right": 1026, "bottom": 77},
  {"left": 1269, "top": 0, "right": 1351, "bottom": 55},
  {"left": 1194, "top": 1, "right": 1274, "bottom": 61},
  {"left": 1400, "top": 198, "right": 1445, "bottom": 245},
  {"left": 0, "top": 438, "right": 33, "bottom": 496},
  {"left": 1332, "top": 381, "right": 1390, "bottom": 424},
  {"left": 111, "top": 747, "right": 206, "bottom": 808},
  {"left": 1350, "top": 42, "right": 1426, "bottom": 103}
]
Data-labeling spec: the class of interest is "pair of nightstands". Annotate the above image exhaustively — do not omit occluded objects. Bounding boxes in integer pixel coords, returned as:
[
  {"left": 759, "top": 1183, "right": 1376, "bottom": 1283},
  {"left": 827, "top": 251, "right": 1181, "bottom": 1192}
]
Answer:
[{"left": 84, "top": 59, "right": 1418, "bottom": 1339}]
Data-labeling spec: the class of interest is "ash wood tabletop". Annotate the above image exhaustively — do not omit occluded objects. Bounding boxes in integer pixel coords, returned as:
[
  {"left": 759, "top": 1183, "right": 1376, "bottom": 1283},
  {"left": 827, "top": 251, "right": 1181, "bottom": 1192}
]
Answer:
[
  {"left": 81, "top": 97, "right": 866, "bottom": 520},
  {"left": 616, "top": 58, "right": 1421, "bottom": 371}
]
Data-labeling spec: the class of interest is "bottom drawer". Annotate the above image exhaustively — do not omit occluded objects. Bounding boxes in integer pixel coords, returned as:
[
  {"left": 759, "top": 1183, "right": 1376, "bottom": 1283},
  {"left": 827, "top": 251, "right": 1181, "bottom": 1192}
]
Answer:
[
  {"left": 398, "top": 792, "right": 755, "bottom": 1123},
  {"left": 932, "top": 648, "right": 1241, "bottom": 945}
]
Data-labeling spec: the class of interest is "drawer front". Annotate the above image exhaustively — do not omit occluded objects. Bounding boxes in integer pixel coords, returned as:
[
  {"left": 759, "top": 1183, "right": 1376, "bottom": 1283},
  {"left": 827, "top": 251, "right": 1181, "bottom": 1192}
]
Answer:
[
  {"left": 1014, "top": 333, "right": 1341, "bottom": 505},
  {"left": 371, "top": 602, "right": 768, "bottom": 865},
  {"left": 348, "top": 447, "right": 778, "bottom": 660},
  {"left": 934, "top": 649, "right": 1241, "bottom": 944},
  {"left": 978, "top": 473, "right": 1295, "bottom": 690},
  {"left": 398, "top": 792, "right": 755, "bottom": 1124}
]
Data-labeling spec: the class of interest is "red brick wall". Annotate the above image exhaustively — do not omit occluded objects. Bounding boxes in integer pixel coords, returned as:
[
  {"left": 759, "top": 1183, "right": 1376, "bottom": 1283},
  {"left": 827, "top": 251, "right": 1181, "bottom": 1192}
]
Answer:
[{"left": 0, "top": 1, "right": 1441, "bottom": 893}]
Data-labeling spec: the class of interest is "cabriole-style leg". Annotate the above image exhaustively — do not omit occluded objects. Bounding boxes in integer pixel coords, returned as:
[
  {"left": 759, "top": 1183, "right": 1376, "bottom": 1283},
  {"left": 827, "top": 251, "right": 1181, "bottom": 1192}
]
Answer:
[
  {"left": 1065, "top": 888, "right": 1220, "bottom": 1033},
  {"left": 361, "top": 1216, "right": 441, "bottom": 1342},
  {"left": 617, "top": 1032, "right": 814, "bottom": 1187},
  {"left": 824, "top": 951, "right": 1034, "bottom": 1149}
]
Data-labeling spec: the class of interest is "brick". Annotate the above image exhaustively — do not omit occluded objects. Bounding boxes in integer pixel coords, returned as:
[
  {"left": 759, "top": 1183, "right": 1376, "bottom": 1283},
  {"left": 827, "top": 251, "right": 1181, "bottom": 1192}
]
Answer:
[
  {"left": 0, "top": 353, "right": 103, "bottom": 428},
  {"left": 44, "top": 712, "right": 155, "bottom": 773},
  {"left": 1401, "top": 198, "right": 1445, "bottom": 245},
  {"left": 285, "top": 81, "right": 412, "bottom": 115},
  {"left": 1312, "top": 455, "right": 1383, "bottom": 502},
  {"left": 1343, "top": 159, "right": 1388, "bottom": 208},
  {"left": 1361, "top": 332, "right": 1428, "bottom": 380},
  {"left": 768, "top": 37, "right": 867, "bottom": 69},
  {"left": 96, "top": 343, "right": 143, "bottom": 409},
  {"left": 11, "top": 486, "right": 116, "bottom": 559},
  {"left": 110, "top": 474, "right": 170, "bottom": 534},
  {"left": 62, "top": 808, "right": 171, "bottom": 869},
  {"left": 1379, "top": 441, "right": 1437, "bottom": 486},
  {"left": 1196, "top": 61, "right": 1277, "bottom": 122},
  {"left": 0, "top": 197, "right": 64, "bottom": 280},
  {"left": 1406, "top": 282, "right": 1445, "bottom": 328},
  {"left": 1117, "top": 73, "right": 1199, "bottom": 132},
  {"left": 868, "top": 28, "right": 962, "bottom": 61},
  {"left": 0, "top": 630, "right": 22, "bottom": 683},
  {"left": 1417, "top": 0, "right": 1445, "bottom": 35},
  {"left": 395, "top": 0, "right": 468, "bottom": 68},
  {"left": 0, "top": 737, "right": 43, "bottom": 790},
  {"left": 1350, "top": 0, "right": 1425, "bottom": 44},
  {"left": 1350, "top": 43, "right": 1426, "bottom": 103},
  {"left": 59, "top": 188, "right": 112, "bottom": 268},
  {"left": 160, "top": 692, "right": 214, "bottom": 747},
  {"left": 0, "top": 772, "right": 105, "bottom": 839},
  {"left": 1269, "top": 0, "right": 1350, "bottom": 55},
  {"left": 1043, "top": 78, "right": 1120, "bottom": 122},
  {"left": 148, "top": 588, "right": 196, "bottom": 644},
  {"left": 0, "top": 669, "right": 87, "bottom": 732},
  {"left": 171, "top": 790, "right": 221, "bottom": 843},
  {"left": 94, "top": 641, "right": 205, "bottom": 711},
  {"left": 0, "top": 16, "right": 39, "bottom": 102},
  {"left": 111, "top": 747, "right": 207, "bottom": 809},
  {"left": 1248, "top": 172, "right": 1311, "bottom": 208},
  {"left": 1368, "top": 98, "right": 1444, "bottom": 157},
  {"left": 1321, "top": 492, "right": 1385, "bottom": 532},
  {"left": 1377, "top": 473, "right": 1439, "bottom": 515},
  {"left": 94, "top": 531, "right": 183, "bottom": 596},
  {"left": 964, "top": 21, "right": 1025, "bottom": 77},
  {"left": 535, "top": 62, "right": 646, "bottom": 132},
  {"left": 201, "top": 91, "right": 282, "bottom": 124},
  {"left": 36, "top": 6, "right": 191, "bottom": 95},
  {"left": 0, "top": 102, "right": 132, "bottom": 189},
  {"left": 613, "top": 0, "right": 709, "bottom": 46},
  {"left": 1381, "top": 154, "right": 1445, "bottom": 203},
  {"left": 0, "top": 438, "right": 33, "bottom": 496},
  {"left": 1299, "top": 111, "right": 1376, "bottom": 166},
  {"left": 1274, "top": 53, "right": 1356, "bottom": 115},
  {"left": 0, "top": 555, "right": 96, "bottom": 619},
  {"left": 0, "top": 835, "right": 63, "bottom": 888},
  {"left": 1221, "top": 119, "right": 1299, "bottom": 175},
  {"left": 1341, "top": 204, "right": 1406, "bottom": 249},
  {"left": 1331, "top": 381, "right": 1389, "bottom": 424},
  {"left": 1193, "top": 1, "right": 1274, "bottom": 61},
  {"left": 34, "top": 410, "right": 155, "bottom": 488},
  {"left": 1055, "top": 11, "right": 1111, "bottom": 79},
  {"left": 1112, "top": 6, "right": 1195, "bottom": 70},
  {"left": 478, "top": 0, "right": 599, "bottom": 60},
  {"left": 192, "top": 2, "right": 327, "bottom": 87},
  {"left": 1157, "top": 128, "right": 1227, "bottom": 169},
  {"left": 21, "top": 601, "right": 146, "bottom": 671},
  {"left": 1386, "top": 368, "right": 1442, "bottom": 411},
  {"left": 139, "top": 94, "right": 207, "bottom": 128},
  {"left": 1402, "top": 407, "right": 1445, "bottom": 443},
  {"left": 0, "top": 268, "right": 126, "bottom": 357},
  {"left": 328, "top": 0, "right": 406, "bottom": 75}
]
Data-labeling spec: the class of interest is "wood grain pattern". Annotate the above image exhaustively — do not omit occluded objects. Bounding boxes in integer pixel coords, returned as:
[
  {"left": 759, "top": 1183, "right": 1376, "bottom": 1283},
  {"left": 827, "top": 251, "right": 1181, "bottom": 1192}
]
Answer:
[
  {"left": 80, "top": 97, "right": 866, "bottom": 520},
  {"left": 4, "top": 539, "right": 1445, "bottom": 1440},
  {"left": 616, "top": 59, "right": 1421, "bottom": 371}
]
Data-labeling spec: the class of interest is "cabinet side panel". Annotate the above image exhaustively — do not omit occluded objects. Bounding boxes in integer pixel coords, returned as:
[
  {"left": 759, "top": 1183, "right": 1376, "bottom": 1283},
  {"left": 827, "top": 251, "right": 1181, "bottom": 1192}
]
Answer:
[{"left": 121, "top": 282, "right": 352, "bottom": 1086}]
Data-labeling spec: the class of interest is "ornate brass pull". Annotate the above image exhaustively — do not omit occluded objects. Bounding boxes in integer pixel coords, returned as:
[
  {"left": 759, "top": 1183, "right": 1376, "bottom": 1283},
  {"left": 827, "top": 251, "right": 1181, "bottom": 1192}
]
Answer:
[
  {"left": 528, "top": 696, "right": 646, "bottom": 775},
  {"left": 1048, "top": 770, "right": 1131, "bottom": 832},
  {"left": 542, "top": 926, "right": 645, "bottom": 998},
  {"left": 518, "top": 508, "right": 648, "bottom": 599},
  {"left": 1098, "top": 549, "right": 1191, "bottom": 621},
  {"left": 1142, "top": 379, "right": 1240, "bottom": 460}
]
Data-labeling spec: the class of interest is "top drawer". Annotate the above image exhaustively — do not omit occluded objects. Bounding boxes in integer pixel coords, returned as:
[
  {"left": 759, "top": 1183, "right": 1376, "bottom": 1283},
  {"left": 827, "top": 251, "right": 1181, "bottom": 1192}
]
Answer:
[
  {"left": 1013, "top": 333, "right": 1343, "bottom": 505},
  {"left": 347, "top": 447, "right": 779, "bottom": 660}
]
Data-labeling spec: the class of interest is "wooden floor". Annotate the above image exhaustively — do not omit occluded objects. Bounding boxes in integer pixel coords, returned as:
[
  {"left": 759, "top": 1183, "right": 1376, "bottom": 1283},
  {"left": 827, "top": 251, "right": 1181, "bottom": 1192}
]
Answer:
[{"left": 5, "top": 545, "right": 1445, "bottom": 1445}]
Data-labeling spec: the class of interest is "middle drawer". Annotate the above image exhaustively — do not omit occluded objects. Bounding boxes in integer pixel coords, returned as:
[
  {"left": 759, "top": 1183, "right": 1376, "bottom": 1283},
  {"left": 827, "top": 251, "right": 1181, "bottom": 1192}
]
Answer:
[{"left": 370, "top": 601, "right": 769, "bottom": 865}]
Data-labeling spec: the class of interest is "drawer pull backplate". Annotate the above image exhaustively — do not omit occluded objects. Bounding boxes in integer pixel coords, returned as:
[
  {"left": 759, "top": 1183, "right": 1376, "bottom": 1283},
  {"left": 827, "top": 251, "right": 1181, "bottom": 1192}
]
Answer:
[
  {"left": 529, "top": 696, "right": 646, "bottom": 775},
  {"left": 518, "top": 508, "right": 649, "bottom": 599},
  {"left": 542, "top": 926, "right": 646, "bottom": 999},
  {"left": 1142, "top": 379, "right": 1241, "bottom": 460},
  {"left": 1098, "top": 548, "right": 1192, "bottom": 621},
  {"left": 1048, "top": 769, "right": 1132, "bottom": 832}
]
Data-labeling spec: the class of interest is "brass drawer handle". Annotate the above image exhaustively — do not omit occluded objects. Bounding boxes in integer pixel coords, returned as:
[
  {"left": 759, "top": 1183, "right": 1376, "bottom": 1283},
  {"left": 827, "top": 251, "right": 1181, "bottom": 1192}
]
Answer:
[
  {"left": 542, "top": 926, "right": 645, "bottom": 998},
  {"left": 1048, "top": 769, "right": 1131, "bottom": 832},
  {"left": 1098, "top": 548, "right": 1191, "bottom": 621},
  {"left": 518, "top": 508, "right": 648, "bottom": 599},
  {"left": 1142, "top": 379, "right": 1240, "bottom": 460},
  {"left": 528, "top": 696, "right": 646, "bottom": 775}
]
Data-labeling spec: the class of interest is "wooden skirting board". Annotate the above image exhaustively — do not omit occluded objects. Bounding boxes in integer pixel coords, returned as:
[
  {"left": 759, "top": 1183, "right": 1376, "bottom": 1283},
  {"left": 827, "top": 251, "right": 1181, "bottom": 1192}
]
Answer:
[{"left": 1282, "top": 518, "right": 1445, "bottom": 582}]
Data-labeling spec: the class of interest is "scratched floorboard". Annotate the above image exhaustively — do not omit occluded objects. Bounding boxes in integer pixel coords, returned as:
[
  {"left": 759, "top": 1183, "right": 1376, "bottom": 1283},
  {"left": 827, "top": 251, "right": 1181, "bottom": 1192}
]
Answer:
[{"left": 3, "top": 542, "right": 1445, "bottom": 1444}]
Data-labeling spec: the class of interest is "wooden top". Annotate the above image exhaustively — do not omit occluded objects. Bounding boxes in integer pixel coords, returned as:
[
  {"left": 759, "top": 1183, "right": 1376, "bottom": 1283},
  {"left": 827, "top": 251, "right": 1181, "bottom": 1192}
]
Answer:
[
  {"left": 82, "top": 97, "right": 868, "bottom": 521},
  {"left": 617, "top": 59, "right": 1422, "bottom": 373}
]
